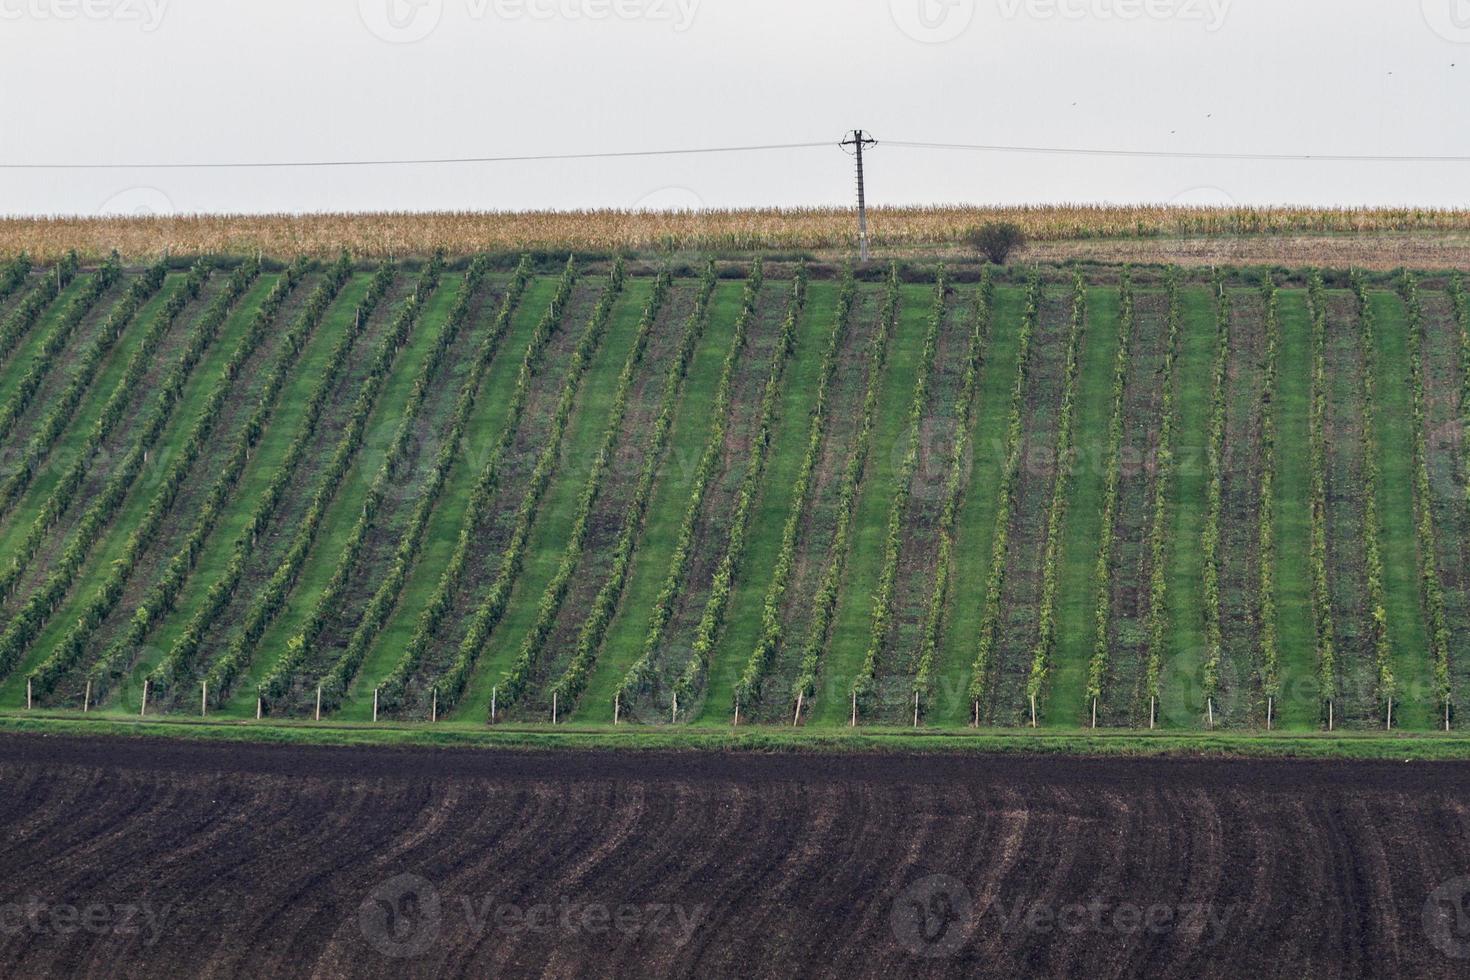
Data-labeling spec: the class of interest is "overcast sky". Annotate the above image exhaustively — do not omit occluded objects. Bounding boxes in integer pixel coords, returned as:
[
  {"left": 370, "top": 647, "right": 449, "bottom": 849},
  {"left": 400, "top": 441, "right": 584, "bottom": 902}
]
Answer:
[{"left": 2, "top": 0, "right": 1468, "bottom": 216}]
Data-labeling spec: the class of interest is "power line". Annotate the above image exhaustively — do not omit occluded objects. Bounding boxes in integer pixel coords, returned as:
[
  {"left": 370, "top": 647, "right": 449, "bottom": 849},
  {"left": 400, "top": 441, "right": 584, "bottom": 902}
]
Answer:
[
  {"left": 0, "top": 141, "right": 835, "bottom": 170},
  {"left": 3, "top": 136, "right": 1469, "bottom": 170},
  {"left": 884, "top": 140, "right": 1470, "bottom": 164}
]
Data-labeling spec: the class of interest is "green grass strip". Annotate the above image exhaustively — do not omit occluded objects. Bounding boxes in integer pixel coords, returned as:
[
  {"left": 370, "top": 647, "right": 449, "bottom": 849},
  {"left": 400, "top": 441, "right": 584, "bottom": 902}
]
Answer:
[
  {"left": 1200, "top": 273, "right": 1230, "bottom": 711},
  {"left": 1305, "top": 274, "right": 1338, "bottom": 721},
  {"left": 1257, "top": 276, "right": 1282, "bottom": 711},
  {"left": 1272, "top": 288, "right": 1318, "bottom": 729},
  {"left": 0, "top": 253, "right": 77, "bottom": 386}
]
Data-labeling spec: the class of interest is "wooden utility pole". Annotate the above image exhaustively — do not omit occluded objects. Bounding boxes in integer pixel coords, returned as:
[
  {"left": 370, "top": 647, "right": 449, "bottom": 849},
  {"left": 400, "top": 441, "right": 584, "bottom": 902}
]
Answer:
[{"left": 840, "top": 130, "right": 877, "bottom": 262}]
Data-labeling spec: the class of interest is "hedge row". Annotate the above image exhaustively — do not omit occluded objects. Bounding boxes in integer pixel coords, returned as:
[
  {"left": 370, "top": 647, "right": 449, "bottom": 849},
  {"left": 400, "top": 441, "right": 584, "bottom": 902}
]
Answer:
[
  {"left": 147, "top": 261, "right": 397, "bottom": 695},
  {"left": 203, "top": 257, "right": 445, "bottom": 703},
  {"left": 1200, "top": 272, "right": 1230, "bottom": 704},
  {"left": 86, "top": 258, "right": 353, "bottom": 702},
  {"left": 552, "top": 263, "right": 721, "bottom": 710},
  {"left": 730, "top": 266, "right": 856, "bottom": 714},
  {"left": 790, "top": 267, "right": 901, "bottom": 704},
  {"left": 1256, "top": 275, "right": 1282, "bottom": 703},
  {"left": 372, "top": 257, "right": 580, "bottom": 711},
  {"left": 670, "top": 267, "right": 808, "bottom": 710},
  {"left": 616, "top": 260, "right": 765, "bottom": 704}
]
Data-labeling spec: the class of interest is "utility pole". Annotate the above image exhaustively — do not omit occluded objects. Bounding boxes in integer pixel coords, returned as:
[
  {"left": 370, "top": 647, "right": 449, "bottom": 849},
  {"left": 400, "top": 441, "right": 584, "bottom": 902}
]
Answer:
[{"left": 840, "top": 129, "right": 878, "bottom": 262}]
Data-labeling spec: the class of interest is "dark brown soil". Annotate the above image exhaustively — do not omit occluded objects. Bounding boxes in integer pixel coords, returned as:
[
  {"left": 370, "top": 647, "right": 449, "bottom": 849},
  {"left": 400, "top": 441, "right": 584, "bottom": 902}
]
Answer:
[{"left": 2, "top": 734, "right": 1470, "bottom": 978}]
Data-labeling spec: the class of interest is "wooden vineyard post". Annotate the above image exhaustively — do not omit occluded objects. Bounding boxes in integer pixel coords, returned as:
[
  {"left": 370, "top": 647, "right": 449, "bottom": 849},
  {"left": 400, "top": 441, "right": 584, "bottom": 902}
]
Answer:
[
  {"left": 552, "top": 692, "right": 558, "bottom": 725},
  {"left": 1386, "top": 698, "right": 1393, "bottom": 731},
  {"left": 850, "top": 691, "right": 856, "bottom": 728},
  {"left": 491, "top": 686, "right": 497, "bottom": 724},
  {"left": 1447, "top": 699, "right": 1453, "bottom": 733},
  {"left": 1266, "top": 696, "right": 1273, "bottom": 731},
  {"left": 1327, "top": 699, "right": 1333, "bottom": 732},
  {"left": 201, "top": 681, "right": 207, "bottom": 718},
  {"left": 256, "top": 697, "right": 262, "bottom": 720},
  {"left": 373, "top": 688, "right": 379, "bottom": 723},
  {"left": 431, "top": 688, "right": 437, "bottom": 724},
  {"left": 26, "top": 679, "right": 32, "bottom": 711},
  {"left": 1207, "top": 697, "right": 1214, "bottom": 729},
  {"left": 83, "top": 680, "right": 90, "bottom": 713},
  {"left": 672, "top": 692, "right": 678, "bottom": 725},
  {"left": 1149, "top": 696, "right": 1156, "bottom": 730},
  {"left": 315, "top": 686, "right": 322, "bottom": 722},
  {"left": 732, "top": 702, "right": 739, "bottom": 727},
  {"left": 913, "top": 690, "right": 920, "bottom": 729},
  {"left": 972, "top": 700, "right": 979, "bottom": 728},
  {"left": 614, "top": 692, "right": 620, "bottom": 725},
  {"left": 1029, "top": 694, "right": 1037, "bottom": 728},
  {"left": 793, "top": 692, "right": 803, "bottom": 728},
  {"left": 1091, "top": 697, "right": 1097, "bottom": 729},
  {"left": 140, "top": 679, "right": 148, "bottom": 716}
]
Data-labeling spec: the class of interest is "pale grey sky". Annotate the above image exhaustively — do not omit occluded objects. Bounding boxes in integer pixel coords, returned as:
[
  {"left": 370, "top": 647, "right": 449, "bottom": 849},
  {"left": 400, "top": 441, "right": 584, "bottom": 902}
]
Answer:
[{"left": 2, "top": 0, "right": 1468, "bottom": 216}]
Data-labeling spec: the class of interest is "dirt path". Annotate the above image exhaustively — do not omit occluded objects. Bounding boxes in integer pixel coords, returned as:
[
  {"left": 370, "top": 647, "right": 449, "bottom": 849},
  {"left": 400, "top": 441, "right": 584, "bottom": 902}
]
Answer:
[{"left": 1, "top": 734, "right": 1469, "bottom": 978}]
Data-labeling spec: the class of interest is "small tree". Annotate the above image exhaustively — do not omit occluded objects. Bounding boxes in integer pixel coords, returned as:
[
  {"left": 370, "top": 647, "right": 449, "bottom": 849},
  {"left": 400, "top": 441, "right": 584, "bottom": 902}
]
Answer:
[{"left": 965, "top": 222, "right": 1027, "bottom": 265}]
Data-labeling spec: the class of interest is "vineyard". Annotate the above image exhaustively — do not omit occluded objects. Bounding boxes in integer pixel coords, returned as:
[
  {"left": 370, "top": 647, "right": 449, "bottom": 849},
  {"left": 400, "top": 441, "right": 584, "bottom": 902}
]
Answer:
[{"left": 2, "top": 252, "right": 1470, "bottom": 733}]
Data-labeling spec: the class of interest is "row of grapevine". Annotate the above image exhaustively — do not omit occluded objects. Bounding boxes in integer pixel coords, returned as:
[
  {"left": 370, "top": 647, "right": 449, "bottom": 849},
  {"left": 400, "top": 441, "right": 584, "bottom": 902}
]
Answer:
[
  {"left": 852, "top": 272, "right": 946, "bottom": 711},
  {"left": 1086, "top": 271, "right": 1135, "bottom": 711},
  {"left": 1351, "top": 273, "right": 1395, "bottom": 708},
  {"left": 1305, "top": 272, "right": 1337, "bottom": 714},
  {"left": 0, "top": 258, "right": 293, "bottom": 683},
  {"left": 671, "top": 267, "right": 809, "bottom": 709},
  {"left": 790, "top": 267, "right": 901, "bottom": 706},
  {"left": 551, "top": 263, "right": 720, "bottom": 710},
  {"left": 0, "top": 254, "right": 122, "bottom": 447},
  {"left": 311, "top": 259, "right": 534, "bottom": 711},
  {"left": 731, "top": 267, "right": 856, "bottom": 714},
  {"left": 1256, "top": 276, "right": 1282, "bottom": 709},
  {"left": 203, "top": 257, "right": 446, "bottom": 703},
  {"left": 616, "top": 260, "right": 765, "bottom": 704},
  {"left": 1027, "top": 273, "right": 1087, "bottom": 715},
  {"left": 1454, "top": 274, "right": 1470, "bottom": 512},
  {"left": 147, "top": 261, "right": 397, "bottom": 695},
  {"left": 258, "top": 255, "right": 503, "bottom": 707},
  {"left": 967, "top": 276, "right": 1043, "bottom": 717},
  {"left": 87, "top": 258, "right": 353, "bottom": 702},
  {"left": 0, "top": 252, "right": 76, "bottom": 371},
  {"left": 913, "top": 271, "right": 995, "bottom": 709},
  {"left": 0, "top": 261, "right": 208, "bottom": 519},
  {"left": 496, "top": 269, "right": 673, "bottom": 707},
  {"left": 1141, "top": 272, "right": 1182, "bottom": 710},
  {"left": 0, "top": 259, "right": 185, "bottom": 518},
  {"left": 372, "top": 257, "right": 580, "bottom": 712},
  {"left": 1400, "top": 273, "right": 1453, "bottom": 711},
  {"left": 1200, "top": 272, "right": 1230, "bottom": 709},
  {"left": 431, "top": 261, "right": 628, "bottom": 712},
  {"left": 0, "top": 253, "right": 29, "bottom": 305}
]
